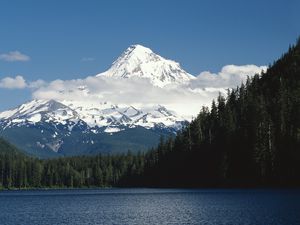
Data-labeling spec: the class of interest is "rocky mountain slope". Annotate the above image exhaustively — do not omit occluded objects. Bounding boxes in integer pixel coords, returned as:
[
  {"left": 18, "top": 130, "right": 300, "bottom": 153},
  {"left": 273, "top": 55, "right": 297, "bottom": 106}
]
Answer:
[{"left": 0, "top": 45, "right": 192, "bottom": 158}]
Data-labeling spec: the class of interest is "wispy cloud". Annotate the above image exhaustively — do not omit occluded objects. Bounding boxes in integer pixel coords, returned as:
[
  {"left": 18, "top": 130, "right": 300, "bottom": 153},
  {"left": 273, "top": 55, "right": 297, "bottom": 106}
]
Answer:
[
  {"left": 0, "top": 76, "right": 27, "bottom": 89},
  {"left": 81, "top": 57, "right": 95, "bottom": 62},
  {"left": 31, "top": 64, "right": 267, "bottom": 116},
  {"left": 0, "top": 75, "right": 47, "bottom": 90},
  {"left": 0, "top": 64, "right": 266, "bottom": 115},
  {"left": 28, "top": 79, "right": 47, "bottom": 89},
  {"left": 191, "top": 64, "right": 267, "bottom": 89},
  {"left": 0, "top": 51, "right": 30, "bottom": 62}
]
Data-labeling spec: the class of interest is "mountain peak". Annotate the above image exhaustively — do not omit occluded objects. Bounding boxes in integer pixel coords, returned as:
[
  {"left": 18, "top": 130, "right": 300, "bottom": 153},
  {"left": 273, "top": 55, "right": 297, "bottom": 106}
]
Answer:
[
  {"left": 111, "top": 44, "right": 159, "bottom": 69},
  {"left": 97, "top": 45, "right": 195, "bottom": 87},
  {"left": 126, "top": 44, "right": 153, "bottom": 54}
]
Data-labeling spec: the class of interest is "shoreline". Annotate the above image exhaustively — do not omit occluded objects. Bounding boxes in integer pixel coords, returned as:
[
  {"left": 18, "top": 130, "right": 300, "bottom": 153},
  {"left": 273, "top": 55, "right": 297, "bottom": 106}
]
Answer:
[{"left": 1, "top": 186, "right": 300, "bottom": 192}]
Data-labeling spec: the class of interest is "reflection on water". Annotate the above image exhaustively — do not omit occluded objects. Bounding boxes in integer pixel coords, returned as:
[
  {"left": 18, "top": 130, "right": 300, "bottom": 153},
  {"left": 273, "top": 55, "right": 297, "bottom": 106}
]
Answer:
[{"left": 0, "top": 189, "right": 299, "bottom": 225}]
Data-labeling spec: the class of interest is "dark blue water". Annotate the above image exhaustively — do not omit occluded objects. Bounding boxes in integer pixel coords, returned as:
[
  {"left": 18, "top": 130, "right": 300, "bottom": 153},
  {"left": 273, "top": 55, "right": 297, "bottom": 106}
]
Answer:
[{"left": 0, "top": 189, "right": 299, "bottom": 225}]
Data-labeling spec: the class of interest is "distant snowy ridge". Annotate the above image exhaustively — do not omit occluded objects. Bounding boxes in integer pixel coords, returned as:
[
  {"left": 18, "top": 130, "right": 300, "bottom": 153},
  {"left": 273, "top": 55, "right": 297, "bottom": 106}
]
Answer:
[{"left": 0, "top": 99, "right": 185, "bottom": 133}]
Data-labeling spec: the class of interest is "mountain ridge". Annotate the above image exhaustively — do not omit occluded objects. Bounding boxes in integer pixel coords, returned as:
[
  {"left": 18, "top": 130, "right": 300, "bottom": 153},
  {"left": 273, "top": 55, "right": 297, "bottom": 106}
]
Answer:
[{"left": 0, "top": 44, "right": 195, "bottom": 157}]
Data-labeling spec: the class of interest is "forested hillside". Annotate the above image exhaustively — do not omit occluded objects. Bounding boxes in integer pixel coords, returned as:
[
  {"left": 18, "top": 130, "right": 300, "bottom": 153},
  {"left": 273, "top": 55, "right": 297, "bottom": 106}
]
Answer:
[
  {"left": 138, "top": 38, "right": 300, "bottom": 187},
  {"left": 0, "top": 39, "right": 299, "bottom": 189},
  {"left": 0, "top": 138, "right": 144, "bottom": 188}
]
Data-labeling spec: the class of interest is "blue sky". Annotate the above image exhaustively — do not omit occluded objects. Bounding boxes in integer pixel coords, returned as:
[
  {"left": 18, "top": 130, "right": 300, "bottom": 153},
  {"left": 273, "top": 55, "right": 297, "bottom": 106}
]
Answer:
[{"left": 0, "top": 0, "right": 299, "bottom": 111}]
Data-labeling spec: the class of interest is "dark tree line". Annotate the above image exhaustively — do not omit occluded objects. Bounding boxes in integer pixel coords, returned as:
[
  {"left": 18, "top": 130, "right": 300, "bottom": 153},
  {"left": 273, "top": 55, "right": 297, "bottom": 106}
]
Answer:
[
  {"left": 0, "top": 38, "right": 299, "bottom": 189},
  {"left": 0, "top": 139, "right": 144, "bottom": 188},
  {"left": 136, "top": 38, "right": 300, "bottom": 187}
]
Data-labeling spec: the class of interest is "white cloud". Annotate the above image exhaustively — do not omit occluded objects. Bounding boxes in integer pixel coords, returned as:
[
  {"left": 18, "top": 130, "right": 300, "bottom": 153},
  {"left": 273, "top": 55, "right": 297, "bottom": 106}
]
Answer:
[
  {"left": 28, "top": 79, "right": 47, "bottom": 89},
  {"left": 0, "top": 75, "right": 27, "bottom": 89},
  {"left": 31, "top": 64, "right": 266, "bottom": 116},
  {"left": 0, "top": 75, "right": 47, "bottom": 90},
  {"left": 192, "top": 64, "right": 267, "bottom": 89},
  {"left": 0, "top": 51, "right": 31, "bottom": 62}
]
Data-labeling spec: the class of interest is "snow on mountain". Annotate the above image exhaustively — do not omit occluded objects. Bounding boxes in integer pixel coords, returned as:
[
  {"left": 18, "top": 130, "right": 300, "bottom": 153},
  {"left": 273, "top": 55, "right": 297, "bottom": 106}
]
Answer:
[
  {"left": 96, "top": 44, "right": 195, "bottom": 87},
  {"left": 0, "top": 44, "right": 195, "bottom": 157},
  {"left": 0, "top": 99, "right": 79, "bottom": 127},
  {"left": 0, "top": 44, "right": 193, "bottom": 133},
  {"left": 0, "top": 44, "right": 198, "bottom": 157},
  {"left": 0, "top": 99, "right": 185, "bottom": 133}
]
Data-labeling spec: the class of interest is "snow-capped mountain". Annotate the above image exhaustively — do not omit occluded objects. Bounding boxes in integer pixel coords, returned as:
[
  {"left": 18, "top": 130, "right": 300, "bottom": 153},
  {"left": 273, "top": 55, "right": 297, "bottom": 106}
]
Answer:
[
  {"left": 0, "top": 100, "right": 79, "bottom": 126},
  {"left": 0, "top": 99, "right": 186, "bottom": 157},
  {"left": 0, "top": 99, "right": 184, "bottom": 133},
  {"left": 97, "top": 44, "right": 195, "bottom": 87},
  {"left": 0, "top": 44, "right": 192, "bottom": 157}
]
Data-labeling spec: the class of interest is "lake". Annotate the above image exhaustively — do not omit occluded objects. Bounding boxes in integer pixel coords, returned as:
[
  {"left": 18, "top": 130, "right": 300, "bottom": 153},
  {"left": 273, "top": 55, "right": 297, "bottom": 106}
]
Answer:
[{"left": 0, "top": 189, "right": 299, "bottom": 225}]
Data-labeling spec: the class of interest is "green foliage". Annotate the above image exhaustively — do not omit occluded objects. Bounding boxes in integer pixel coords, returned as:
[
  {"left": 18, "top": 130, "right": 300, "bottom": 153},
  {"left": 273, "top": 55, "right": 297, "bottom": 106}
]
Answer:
[
  {"left": 0, "top": 138, "right": 145, "bottom": 188},
  {"left": 134, "top": 38, "right": 300, "bottom": 187}
]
